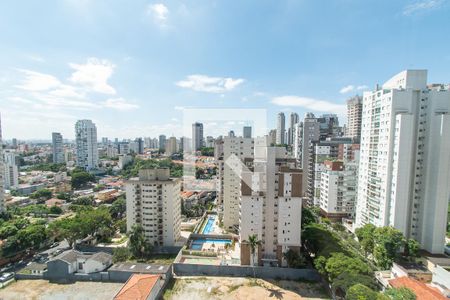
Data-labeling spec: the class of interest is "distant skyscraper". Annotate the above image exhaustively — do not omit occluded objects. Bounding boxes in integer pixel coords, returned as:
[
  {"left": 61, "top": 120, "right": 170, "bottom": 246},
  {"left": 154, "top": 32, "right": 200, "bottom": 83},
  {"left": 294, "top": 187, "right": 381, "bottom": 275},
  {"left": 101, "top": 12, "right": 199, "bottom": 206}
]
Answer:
[
  {"left": 101, "top": 137, "right": 109, "bottom": 145},
  {"left": 0, "top": 115, "right": 5, "bottom": 212},
  {"left": 276, "top": 112, "right": 285, "bottom": 144},
  {"left": 243, "top": 126, "right": 252, "bottom": 138},
  {"left": 300, "top": 113, "right": 320, "bottom": 193},
  {"left": 192, "top": 122, "right": 204, "bottom": 151},
  {"left": 165, "top": 136, "right": 177, "bottom": 155},
  {"left": 3, "top": 152, "right": 19, "bottom": 189},
  {"left": 346, "top": 95, "right": 363, "bottom": 141},
  {"left": 135, "top": 137, "right": 144, "bottom": 154},
  {"left": 52, "top": 132, "right": 64, "bottom": 164},
  {"left": 228, "top": 130, "right": 235, "bottom": 138},
  {"left": 288, "top": 112, "right": 299, "bottom": 145},
  {"left": 11, "top": 138, "right": 17, "bottom": 148},
  {"left": 268, "top": 129, "right": 277, "bottom": 145},
  {"left": 75, "top": 120, "right": 98, "bottom": 171},
  {"left": 318, "top": 114, "right": 341, "bottom": 139},
  {"left": 356, "top": 70, "right": 450, "bottom": 254},
  {"left": 159, "top": 135, "right": 166, "bottom": 152}
]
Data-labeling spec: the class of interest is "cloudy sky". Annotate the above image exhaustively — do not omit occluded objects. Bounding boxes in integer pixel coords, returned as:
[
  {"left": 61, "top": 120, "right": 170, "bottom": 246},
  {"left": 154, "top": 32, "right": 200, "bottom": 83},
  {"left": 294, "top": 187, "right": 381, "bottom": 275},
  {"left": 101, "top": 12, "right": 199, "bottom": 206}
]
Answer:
[{"left": 0, "top": 0, "right": 449, "bottom": 140}]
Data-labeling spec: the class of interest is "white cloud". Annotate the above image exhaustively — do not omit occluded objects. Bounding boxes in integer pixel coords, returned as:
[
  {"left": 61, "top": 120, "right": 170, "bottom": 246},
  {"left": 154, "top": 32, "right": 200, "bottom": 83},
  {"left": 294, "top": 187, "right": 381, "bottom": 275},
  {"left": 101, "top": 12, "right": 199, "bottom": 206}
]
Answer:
[
  {"left": 147, "top": 3, "right": 169, "bottom": 25},
  {"left": 357, "top": 85, "right": 369, "bottom": 90},
  {"left": 15, "top": 69, "right": 61, "bottom": 91},
  {"left": 176, "top": 74, "right": 245, "bottom": 93},
  {"left": 271, "top": 96, "right": 346, "bottom": 115},
  {"left": 402, "top": 0, "right": 445, "bottom": 15},
  {"left": 339, "top": 85, "right": 355, "bottom": 94},
  {"left": 102, "top": 98, "right": 139, "bottom": 111},
  {"left": 174, "top": 106, "right": 185, "bottom": 110},
  {"left": 69, "top": 58, "right": 116, "bottom": 94}
]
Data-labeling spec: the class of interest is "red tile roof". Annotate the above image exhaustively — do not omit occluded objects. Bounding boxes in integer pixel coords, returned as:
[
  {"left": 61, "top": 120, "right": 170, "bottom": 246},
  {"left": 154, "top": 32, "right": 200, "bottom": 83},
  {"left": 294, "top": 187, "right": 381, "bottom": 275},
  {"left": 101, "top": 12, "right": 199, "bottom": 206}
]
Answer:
[
  {"left": 389, "top": 276, "right": 446, "bottom": 300},
  {"left": 114, "top": 274, "right": 160, "bottom": 300}
]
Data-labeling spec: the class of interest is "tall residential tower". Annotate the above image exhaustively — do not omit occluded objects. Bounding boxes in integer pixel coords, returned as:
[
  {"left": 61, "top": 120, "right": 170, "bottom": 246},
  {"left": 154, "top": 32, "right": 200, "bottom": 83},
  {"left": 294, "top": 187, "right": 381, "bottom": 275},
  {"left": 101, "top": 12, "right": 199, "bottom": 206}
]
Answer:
[
  {"left": 355, "top": 70, "right": 450, "bottom": 254},
  {"left": 75, "top": 120, "right": 98, "bottom": 171}
]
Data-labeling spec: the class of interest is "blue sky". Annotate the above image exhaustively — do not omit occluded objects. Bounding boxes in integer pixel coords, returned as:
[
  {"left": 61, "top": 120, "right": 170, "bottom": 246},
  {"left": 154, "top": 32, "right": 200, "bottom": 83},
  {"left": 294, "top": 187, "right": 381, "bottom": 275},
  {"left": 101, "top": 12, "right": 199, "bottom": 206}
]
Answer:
[{"left": 0, "top": 0, "right": 449, "bottom": 140}]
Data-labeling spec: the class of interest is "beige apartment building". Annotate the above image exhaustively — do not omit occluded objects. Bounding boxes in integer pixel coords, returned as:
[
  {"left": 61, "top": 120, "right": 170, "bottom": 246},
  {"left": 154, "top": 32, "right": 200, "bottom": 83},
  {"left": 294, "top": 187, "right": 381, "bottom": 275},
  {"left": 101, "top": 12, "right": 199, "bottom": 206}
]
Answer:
[
  {"left": 239, "top": 137, "right": 303, "bottom": 267},
  {"left": 125, "top": 168, "right": 181, "bottom": 247}
]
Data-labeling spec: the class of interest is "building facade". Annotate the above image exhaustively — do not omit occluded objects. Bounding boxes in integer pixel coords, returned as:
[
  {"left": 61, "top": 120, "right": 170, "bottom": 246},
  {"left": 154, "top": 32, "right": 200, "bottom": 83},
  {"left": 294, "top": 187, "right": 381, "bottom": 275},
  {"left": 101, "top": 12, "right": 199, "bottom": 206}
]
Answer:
[
  {"left": 192, "top": 122, "right": 204, "bottom": 151},
  {"left": 3, "top": 151, "right": 19, "bottom": 189},
  {"left": 125, "top": 168, "right": 181, "bottom": 247},
  {"left": 75, "top": 120, "right": 98, "bottom": 171},
  {"left": 239, "top": 137, "right": 302, "bottom": 267},
  {"left": 355, "top": 70, "right": 450, "bottom": 254},
  {"left": 52, "top": 132, "right": 64, "bottom": 164},
  {"left": 276, "top": 112, "right": 285, "bottom": 145},
  {"left": 220, "top": 136, "right": 254, "bottom": 230},
  {"left": 346, "top": 95, "right": 363, "bottom": 141}
]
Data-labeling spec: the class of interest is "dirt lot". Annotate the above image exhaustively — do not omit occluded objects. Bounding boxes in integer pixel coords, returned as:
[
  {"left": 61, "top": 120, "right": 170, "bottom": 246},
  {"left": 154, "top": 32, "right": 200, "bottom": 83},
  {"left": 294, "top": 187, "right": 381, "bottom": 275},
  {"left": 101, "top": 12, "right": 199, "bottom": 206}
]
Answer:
[
  {"left": 163, "top": 276, "right": 330, "bottom": 300},
  {"left": 0, "top": 280, "right": 123, "bottom": 300}
]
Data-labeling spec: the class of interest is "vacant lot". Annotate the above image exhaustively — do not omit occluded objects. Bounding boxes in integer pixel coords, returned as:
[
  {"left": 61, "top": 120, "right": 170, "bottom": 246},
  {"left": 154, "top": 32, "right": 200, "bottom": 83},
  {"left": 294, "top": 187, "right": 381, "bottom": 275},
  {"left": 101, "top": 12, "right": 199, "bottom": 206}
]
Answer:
[
  {"left": 0, "top": 280, "right": 123, "bottom": 300},
  {"left": 163, "top": 276, "right": 330, "bottom": 300}
]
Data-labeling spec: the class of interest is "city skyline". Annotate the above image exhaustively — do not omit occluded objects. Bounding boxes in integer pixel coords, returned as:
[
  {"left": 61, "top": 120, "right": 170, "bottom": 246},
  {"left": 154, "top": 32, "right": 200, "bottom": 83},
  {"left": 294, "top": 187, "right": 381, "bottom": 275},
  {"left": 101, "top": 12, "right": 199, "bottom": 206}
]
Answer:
[{"left": 1, "top": 1, "right": 450, "bottom": 139}]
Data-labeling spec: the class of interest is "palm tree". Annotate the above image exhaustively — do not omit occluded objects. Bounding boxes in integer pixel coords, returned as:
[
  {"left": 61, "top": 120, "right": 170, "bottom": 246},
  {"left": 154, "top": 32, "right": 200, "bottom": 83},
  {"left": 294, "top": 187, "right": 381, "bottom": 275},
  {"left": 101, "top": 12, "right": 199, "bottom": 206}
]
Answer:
[{"left": 247, "top": 234, "right": 261, "bottom": 266}]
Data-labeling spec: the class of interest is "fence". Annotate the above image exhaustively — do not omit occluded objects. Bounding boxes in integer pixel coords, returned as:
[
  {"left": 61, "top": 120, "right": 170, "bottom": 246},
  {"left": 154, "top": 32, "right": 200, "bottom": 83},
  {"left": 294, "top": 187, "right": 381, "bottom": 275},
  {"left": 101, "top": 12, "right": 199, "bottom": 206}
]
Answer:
[{"left": 173, "top": 263, "right": 321, "bottom": 281}]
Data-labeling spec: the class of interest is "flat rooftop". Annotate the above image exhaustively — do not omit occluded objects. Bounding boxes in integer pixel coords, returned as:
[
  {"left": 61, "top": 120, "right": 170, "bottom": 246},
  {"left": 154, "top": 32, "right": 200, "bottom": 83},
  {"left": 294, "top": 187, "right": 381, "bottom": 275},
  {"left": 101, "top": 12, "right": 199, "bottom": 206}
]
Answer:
[{"left": 109, "top": 262, "right": 170, "bottom": 274}]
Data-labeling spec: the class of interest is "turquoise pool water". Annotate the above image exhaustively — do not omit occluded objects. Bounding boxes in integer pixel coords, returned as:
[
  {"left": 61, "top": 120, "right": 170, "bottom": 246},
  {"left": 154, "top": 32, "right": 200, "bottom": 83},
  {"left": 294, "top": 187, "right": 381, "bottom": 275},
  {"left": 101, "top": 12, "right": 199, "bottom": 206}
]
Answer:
[
  {"left": 202, "top": 216, "right": 215, "bottom": 234},
  {"left": 190, "top": 238, "right": 232, "bottom": 250}
]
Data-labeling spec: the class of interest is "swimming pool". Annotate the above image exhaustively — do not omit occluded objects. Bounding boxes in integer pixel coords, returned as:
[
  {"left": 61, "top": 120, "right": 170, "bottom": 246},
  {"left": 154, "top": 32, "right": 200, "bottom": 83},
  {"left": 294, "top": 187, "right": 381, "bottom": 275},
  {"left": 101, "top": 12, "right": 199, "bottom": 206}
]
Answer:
[
  {"left": 190, "top": 238, "right": 232, "bottom": 250},
  {"left": 202, "top": 216, "right": 216, "bottom": 234}
]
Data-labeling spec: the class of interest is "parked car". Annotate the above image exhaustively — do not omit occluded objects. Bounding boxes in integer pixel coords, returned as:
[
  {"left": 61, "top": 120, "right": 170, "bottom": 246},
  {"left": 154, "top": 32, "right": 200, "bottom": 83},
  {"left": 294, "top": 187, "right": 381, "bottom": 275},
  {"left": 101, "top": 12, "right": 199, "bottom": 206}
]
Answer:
[{"left": 0, "top": 272, "right": 15, "bottom": 282}]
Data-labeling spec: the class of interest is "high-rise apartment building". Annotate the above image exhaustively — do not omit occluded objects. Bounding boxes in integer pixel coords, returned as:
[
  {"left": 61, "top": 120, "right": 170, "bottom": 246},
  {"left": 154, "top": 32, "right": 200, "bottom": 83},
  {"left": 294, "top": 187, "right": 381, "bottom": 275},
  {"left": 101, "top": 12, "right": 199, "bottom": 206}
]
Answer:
[
  {"left": 75, "top": 120, "right": 98, "bottom": 171},
  {"left": 192, "top": 122, "right": 204, "bottom": 151},
  {"left": 276, "top": 112, "right": 285, "bottom": 145},
  {"left": 243, "top": 126, "right": 252, "bottom": 139},
  {"left": 220, "top": 136, "right": 254, "bottom": 230},
  {"left": 318, "top": 114, "right": 341, "bottom": 139},
  {"left": 165, "top": 137, "right": 177, "bottom": 156},
  {"left": 125, "top": 168, "right": 181, "bottom": 247},
  {"left": 288, "top": 112, "right": 299, "bottom": 145},
  {"left": 319, "top": 160, "right": 358, "bottom": 221},
  {"left": 268, "top": 129, "right": 277, "bottom": 145},
  {"left": 298, "top": 113, "right": 320, "bottom": 192},
  {"left": 240, "top": 137, "right": 303, "bottom": 266},
  {"left": 159, "top": 135, "right": 166, "bottom": 152},
  {"left": 346, "top": 95, "right": 363, "bottom": 141},
  {"left": 52, "top": 132, "right": 64, "bottom": 164},
  {"left": 356, "top": 70, "right": 450, "bottom": 254},
  {"left": 3, "top": 152, "right": 19, "bottom": 189},
  {"left": 308, "top": 137, "right": 354, "bottom": 205},
  {"left": 0, "top": 116, "right": 4, "bottom": 212}
]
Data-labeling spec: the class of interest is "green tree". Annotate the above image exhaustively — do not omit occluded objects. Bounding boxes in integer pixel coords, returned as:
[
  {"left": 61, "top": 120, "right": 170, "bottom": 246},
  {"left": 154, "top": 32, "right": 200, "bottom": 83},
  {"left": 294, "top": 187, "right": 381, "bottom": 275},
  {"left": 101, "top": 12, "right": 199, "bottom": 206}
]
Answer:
[
  {"left": 113, "top": 247, "right": 131, "bottom": 263},
  {"left": 302, "top": 207, "right": 319, "bottom": 227},
  {"left": 72, "top": 196, "right": 94, "bottom": 206},
  {"left": 247, "top": 234, "right": 261, "bottom": 266},
  {"left": 355, "top": 224, "right": 376, "bottom": 256},
  {"left": 332, "top": 272, "right": 377, "bottom": 295},
  {"left": 0, "top": 224, "right": 18, "bottom": 239},
  {"left": 48, "top": 218, "right": 84, "bottom": 248},
  {"left": 384, "top": 287, "right": 416, "bottom": 300},
  {"left": 49, "top": 206, "right": 63, "bottom": 214},
  {"left": 128, "top": 225, "right": 152, "bottom": 259},
  {"left": 56, "top": 192, "right": 71, "bottom": 201},
  {"left": 404, "top": 239, "right": 420, "bottom": 261},
  {"left": 283, "top": 249, "right": 306, "bottom": 268},
  {"left": 325, "top": 252, "right": 371, "bottom": 281},
  {"left": 346, "top": 284, "right": 378, "bottom": 300},
  {"left": 30, "top": 189, "right": 53, "bottom": 201},
  {"left": 71, "top": 171, "right": 96, "bottom": 189},
  {"left": 314, "top": 256, "right": 328, "bottom": 276},
  {"left": 109, "top": 197, "right": 126, "bottom": 219},
  {"left": 373, "top": 227, "right": 405, "bottom": 269},
  {"left": 115, "top": 219, "right": 127, "bottom": 234}
]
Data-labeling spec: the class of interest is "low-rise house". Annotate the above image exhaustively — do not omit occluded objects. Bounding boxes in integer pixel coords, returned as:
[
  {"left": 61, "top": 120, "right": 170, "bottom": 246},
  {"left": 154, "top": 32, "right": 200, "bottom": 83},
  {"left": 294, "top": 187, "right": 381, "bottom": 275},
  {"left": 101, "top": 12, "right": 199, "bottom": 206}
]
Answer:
[
  {"left": 24, "top": 262, "right": 47, "bottom": 275},
  {"left": 114, "top": 274, "right": 163, "bottom": 300},
  {"left": 46, "top": 250, "right": 112, "bottom": 281},
  {"left": 389, "top": 277, "right": 446, "bottom": 300},
  {"left": 45, "top": 198, "right": 65, "bottom": 208}
]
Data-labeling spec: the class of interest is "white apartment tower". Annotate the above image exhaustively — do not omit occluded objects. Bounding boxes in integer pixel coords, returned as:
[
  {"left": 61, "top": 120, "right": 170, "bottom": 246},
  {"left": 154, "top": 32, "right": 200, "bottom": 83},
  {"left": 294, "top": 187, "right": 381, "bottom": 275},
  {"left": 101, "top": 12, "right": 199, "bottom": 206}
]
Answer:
[
  {"left": 3, "top": 152, "right": 19, "bottom": 189},
  {"left": 346, "top": 96, "right": 363, "bottom": 140},
  {"left": 221, "top": 136, "right": 254, "bottom": 230},
  {"left": 276, "top": 112, "right": 285, "bottom": 145},
  {"left": 299, "top": 113, "right": 320, "bottom": 192},
  {"left": 239, "top": 137, "right": 303, "bottom": 266},
  {"left": 192, "top": 122, "right": 204, "bottom": 151},
  {"left": 125, "top": 168, "right": 181, "bottom": 247},
  {"left": 288, "top": 112, "right": 299, "bottom": 145},
  {"left": 356, "top": 70, "right": 450, "bottom": 254},
  {"left": 52, "top": 132, "right": 64, "bottom": 164},
  {"left": 0, "top": 116, "right": 4, "bottom": 212},
  {"left": 75, "top": 120, "right": 98, "bottom": 171}
]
